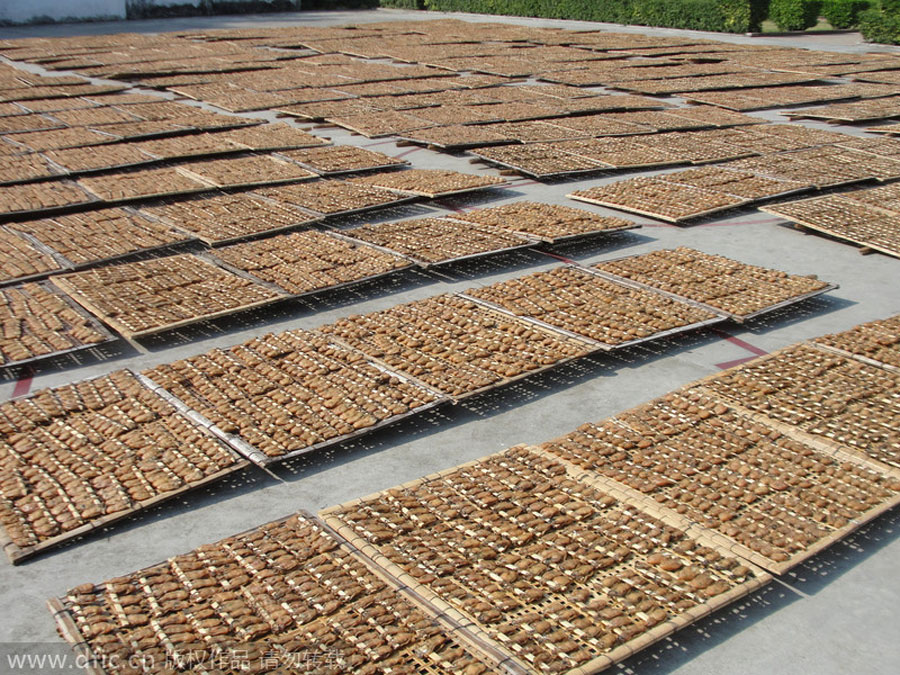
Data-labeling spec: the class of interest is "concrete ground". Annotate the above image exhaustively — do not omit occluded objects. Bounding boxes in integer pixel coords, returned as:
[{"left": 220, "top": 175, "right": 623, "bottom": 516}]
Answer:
[{"left": 0, "top": 8, "right": 898, "bottom": 675}]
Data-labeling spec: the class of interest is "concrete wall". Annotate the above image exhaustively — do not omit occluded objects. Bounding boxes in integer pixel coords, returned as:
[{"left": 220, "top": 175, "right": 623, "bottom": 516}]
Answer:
[
  {"left": 0, "top": 0, "right": 301, "bottom": 24},
  {"left": 0, "top": 0, "right": 126, "bottom": 23}
]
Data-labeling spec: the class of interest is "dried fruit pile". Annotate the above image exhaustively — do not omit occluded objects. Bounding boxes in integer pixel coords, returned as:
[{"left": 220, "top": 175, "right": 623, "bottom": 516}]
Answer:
[
  {"left": 257, "top": 180, "right": 408, "bottom": 216},
  {"left": 0, "top": 180, "right": 95, "bottom": 217},
  {"left": 214, "top": 230, "right": 410, "bottom": 295},
  {"left": 762, "top": 186, "right": 900, "bottom": 259},
  {"left": 177, "top": 154, "right": 316, "bottom": 188},
  {"left": 78, "top": 167, "right": 210, "bottom": 202},
  {"left": 451, "top": 201, "right": 636, "bottom": 242},
  {"left": 814, "top": 314, "right": 900, "bottom": 369},
  {"left": 143, "top": 329, "right": 440, "bottom": 459},
  {"left": 143, "top": 193, "right": 314, "bottom": 245},
  {"left": 280, "top": 145, "right": 407, "bottom": 175},
  {"left": 570, "top": 176, "right": 746, "bottom": 222},
  {"left": 52, "top": 514, "right": 496, "bottom": 674},
  {"left": 10, "top": 207, "right": 191, "bottom": 266},
  {"left": 0, "top": 228, "right": 64, "bottom": 283},
  {"left": 0, "top": 370, "right": 241, "bottom": 556},
  {"left": 542, "top": 389, "right": 900, "bottom": 569},
  {"left": 700, "top": 344, "right": 900, "bottom": 468},
  {"left": 319, "top": 295, "right": 594, "bottom": 398},
  {"left": 348, "top": 169, "right": 506, "bottom": 197},
  {"left": 323, "top": 446, "right": 766, "bottom": 674},
  {"left": 0, "top": 283, "right": 107, "bottom": 365},
  {"left": 466, "top": 266, "right": 720, "bottom": 346},
  {"left": 594, "top": 247, "right": 829, "bottom": 319},
  {"left": 53, "top": 254, "right": 283, "bottom": 337},
  {"left": 343, "top": 217, "right": 530, "bottom": 265}
]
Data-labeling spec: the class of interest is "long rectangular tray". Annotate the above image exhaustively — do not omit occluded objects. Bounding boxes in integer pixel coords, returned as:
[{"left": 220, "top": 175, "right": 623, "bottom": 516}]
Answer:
[
  {"left": 459, "top": 267, "right": 728, "bottom": 351},
  {"left": 0, "top": 281, "right": 119, "bottom": 373},
  {"left": 48, "top": 509, "right": 524, "bottom": 675},
  {"left": 140, "top": 355, "right": 450, "bottom": 467},
  {"left": 760, "top": 205, "right": 900, "bottom": 260},
  {"left": 583, "top": 255, "right": 838, "bottom": 323},
  {"left": 1, "top": 370, "right": 250, "bottom": 564},
  {"left": 51, "top": 271, "right": 287, "bottom": 340},
  {"left": 320, "top": 445, "right": 773, "bottom": 674}
]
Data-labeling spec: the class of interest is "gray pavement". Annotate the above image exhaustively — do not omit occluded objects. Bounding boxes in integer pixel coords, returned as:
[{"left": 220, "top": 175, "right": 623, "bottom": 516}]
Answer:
[{"left": 0, "top": 8, "right": 898, "bottom": 675}]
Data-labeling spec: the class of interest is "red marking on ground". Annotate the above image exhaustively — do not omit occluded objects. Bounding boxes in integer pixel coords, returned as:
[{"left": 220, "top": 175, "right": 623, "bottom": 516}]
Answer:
[
  {"left": 535, "top": 250, "right": 576, "bottom": 265},
  {"left": 395, "top": 146, "right": 423, "bottom": 159},
  {"left": 11, "top": 371, "right": 33, "bottom": 399},
  {"left": 711, "top": 328, "right": 768, "bottom": 370},
  {"left": 438, "top": 201, "right": 465, "bottom": 213},
  {"left": 715, "top": 355, "right": 761, "bottom": 370}
]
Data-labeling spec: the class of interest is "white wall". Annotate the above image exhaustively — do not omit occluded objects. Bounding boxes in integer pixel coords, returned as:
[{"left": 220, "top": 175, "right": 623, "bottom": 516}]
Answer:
[{"left": 0, "top": 0, "right": 126, "bottom": 23}]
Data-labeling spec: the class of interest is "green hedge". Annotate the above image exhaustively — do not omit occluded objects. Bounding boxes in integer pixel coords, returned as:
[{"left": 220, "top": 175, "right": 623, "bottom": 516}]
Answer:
[
  {"left": 768, "top": 0, "right": 822, "bottom": 29},
  {"left": 409, "top": 0, "right": 770, "bottom": 33},
  {"left": 379, "top": 0, "right": 424, "bottom": 7},
  {"left": 859, "top": 5, "right": 900, "bottom": 42},
  {"left": 126, "top": 0, "right": 300, "bottom": 18},
  {"left": 821, "top": 0, "right": 869, "bottom": 26}
]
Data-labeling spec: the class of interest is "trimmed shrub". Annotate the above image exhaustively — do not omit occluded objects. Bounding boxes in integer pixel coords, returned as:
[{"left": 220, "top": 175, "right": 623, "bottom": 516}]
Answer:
[
  {"left": 380, "top": 0, "right": 425, "bottom": 7},
  {"left": 859, "top": 6, "right": 900, "bottom": 43},
  {"left": 821, "top": 0, "right": 869, "bottom": 27},
  {"left": 416, "top": 1, "right": 767, "bottom": 32},
  {"left": 768, "top": 0, "right": 822, "bottom": 29}
]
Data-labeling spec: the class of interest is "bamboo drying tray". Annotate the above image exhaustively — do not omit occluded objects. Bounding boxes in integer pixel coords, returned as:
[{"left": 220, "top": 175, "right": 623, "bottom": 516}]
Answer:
[
  {"left": 141, "top": 329, "right": 449, "bottom": 465},
  {"left": 472, "top": 144, "right": 610, "bottom": 179},
  {"left": 141, "top": 192, "right": 320, "bottom": 247},
  {"left": 0, "top": 369, "right": 248, "bottom": 564},
  {"left": 447, "top": 201, "right": 639, "bottom": 244},
  {"left": 0, "top": 281, "right": 116, "bottom": 371},
  {"left": 256, "top": 180, "right": 417, "bottom": 218},
  {"left": 694, "top": 343, "right": 900, "bottom": 472},
  {"left": 0, "top": 226, "right": 70, "bottom": 286},
  {"left": 0, "top": 153, "right": 66, "bottom": 186},
  {"left": 338, "top": 217, "right": 535, "bottom": 268},
  {"left": 51, "top": 254, "right": 286, "bottom": 339},
  {"left": 277, "top": 145, "right": 408, "bottom": 177},
  {"left": 348, "top": 169, "right": 507, "bottom": 199},
  {"left": 9, "top": 207, "right": 197, "bottom": 270},
  {"left": 811, "top": 314, "right": 900, "bottom": 373},
  {"left": 539, "top": 387, "right": 900, "bottom": 575},
  {"left": 587, "top": 248, "right": 836, "bottom": 322},
  {"left": 208, "top": 229, "right": 414, "bottom": 298},
  {"left": 321, "top": 445, "right": 771, "bottom": 674},
  {"left": 319, "top": 294, "right": 598, "bottom": 401},
  {"left": 761, "top": 199, "right": 900, "bottom": 260},
  {"left": 48, "top": 511, "right": 506, "bottom": 674},
  {"left": 460, "top": 265, "right": 726, "bottom": 351}
]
